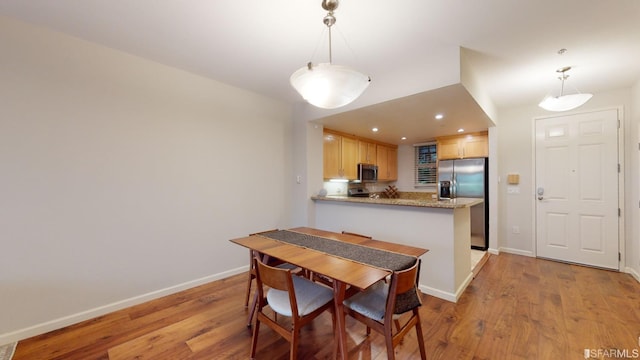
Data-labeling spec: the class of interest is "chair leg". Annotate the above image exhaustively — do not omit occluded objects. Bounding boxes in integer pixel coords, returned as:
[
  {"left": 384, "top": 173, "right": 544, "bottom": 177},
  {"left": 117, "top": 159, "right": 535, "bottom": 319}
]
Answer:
[
  {"left": 385, "top": 326, "right": 396, "bottom": 360},
  {"left": 250, "top": 316, "right": 261, "bottom": 359},
  {"left": 414, "top": 312, "right": 427, "bottom": 360},
  {"left": 290, "top": 329, "right": 299, "bottom": 360},
  {"left": 247, "top": 291, "right": 259, "bottom": 327},
  {"left": 244, "top": 273, "right": 254, "bottom": 308},
  {"left": 244, "top": 249, "right": 256, "bottom": 308}
]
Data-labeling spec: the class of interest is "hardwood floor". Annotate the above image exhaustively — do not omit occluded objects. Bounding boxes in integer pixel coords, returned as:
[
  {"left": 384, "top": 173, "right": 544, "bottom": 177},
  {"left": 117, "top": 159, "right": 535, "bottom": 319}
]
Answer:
[{"left": 12, "top": 253, "right": 640, "bottom": 359}]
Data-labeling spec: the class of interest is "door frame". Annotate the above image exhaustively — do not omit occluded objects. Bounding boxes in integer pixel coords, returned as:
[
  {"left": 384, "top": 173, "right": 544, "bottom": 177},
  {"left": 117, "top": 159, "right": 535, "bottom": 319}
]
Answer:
[{"left": 530, "top": 106, "right": 626, "bottom": 270}]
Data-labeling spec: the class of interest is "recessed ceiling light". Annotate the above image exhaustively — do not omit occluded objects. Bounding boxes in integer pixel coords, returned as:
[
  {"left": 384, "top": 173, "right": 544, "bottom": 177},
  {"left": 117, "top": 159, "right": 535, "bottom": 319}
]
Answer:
[
  {"left": 372, "top": 127, "right": 379, "bottom": 132},
  {"left": 435, "top": 114, "right": 444, "bottom": 120},
  {"left": 457, "top": 128, "right": 464, "bottom": 133},
  {"left": 401, "top": 136, "right": 407, "bottom": 140}
]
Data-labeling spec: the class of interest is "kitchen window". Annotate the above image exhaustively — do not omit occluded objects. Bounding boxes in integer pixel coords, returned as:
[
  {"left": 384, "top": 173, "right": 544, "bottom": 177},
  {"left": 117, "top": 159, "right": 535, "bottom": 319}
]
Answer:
[{"left": 414, "top": 142, "right": 437, "bottom": 186}]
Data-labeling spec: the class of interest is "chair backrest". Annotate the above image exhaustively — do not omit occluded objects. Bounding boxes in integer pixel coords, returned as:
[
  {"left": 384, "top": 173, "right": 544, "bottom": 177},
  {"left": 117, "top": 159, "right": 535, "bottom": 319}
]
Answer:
[
  {"left": 249, "top": 229, "right": 287, "bottom": 269},
  {"left": 387, "top": 259, "right": 422, "bottom": 315},
  {"left": 253, "top": 257, "right": 299, "bottom": 317},
  {"left": 250, "top": 229, "right": 278, "bottom": 236},
  {"left": 248, "top": 230, "right": 279, "bottom": 273},
  {"left": 341, "top": 231, "right": 373, "bottom": 239}
]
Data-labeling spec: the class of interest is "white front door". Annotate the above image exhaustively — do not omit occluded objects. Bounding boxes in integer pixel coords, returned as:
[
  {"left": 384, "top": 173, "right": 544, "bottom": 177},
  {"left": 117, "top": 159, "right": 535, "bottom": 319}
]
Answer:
[{"left": 535, "top": 109, "right": 619, "bottom": 269}]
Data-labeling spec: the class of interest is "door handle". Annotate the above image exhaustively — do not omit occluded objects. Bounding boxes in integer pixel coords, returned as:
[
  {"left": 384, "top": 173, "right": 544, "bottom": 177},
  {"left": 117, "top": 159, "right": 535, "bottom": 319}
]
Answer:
[
  {"left": 537, "top": 196, "right": 544, "bottom": 200},
  {"left": 452, "top": 174, "right": 457, "bottom": 198}
]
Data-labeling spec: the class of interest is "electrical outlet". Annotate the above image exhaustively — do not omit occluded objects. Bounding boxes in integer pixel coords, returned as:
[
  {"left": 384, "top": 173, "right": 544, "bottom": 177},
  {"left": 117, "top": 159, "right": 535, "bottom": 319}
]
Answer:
[{"left": 512, "top": 226, "right": 520, "bottom": 234}]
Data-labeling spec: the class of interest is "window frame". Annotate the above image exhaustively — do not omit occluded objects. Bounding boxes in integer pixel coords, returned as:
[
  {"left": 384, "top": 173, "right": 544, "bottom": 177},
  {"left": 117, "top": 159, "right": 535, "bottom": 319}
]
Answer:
[{"left": 414, "top": 142, "right": 438, "bottom": 187}]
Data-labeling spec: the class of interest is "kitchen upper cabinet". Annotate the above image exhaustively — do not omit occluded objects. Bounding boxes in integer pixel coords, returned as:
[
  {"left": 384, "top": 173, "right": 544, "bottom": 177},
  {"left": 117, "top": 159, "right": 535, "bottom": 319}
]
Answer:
[
  {"left": 323, "top": 131, "right": 358, "bottom": 180},
  {"left": 376, "top": 145, "right": 398, "bottom": 181},
  {"left": 437, "top": 137, "right": 463, "bottom": 160},
  {"left": 342, "top": 137, "right": 359, "bottom": 179},
  {"left": 436, "top": 131, "right": 488, "bottom": 160},
  {"left": 358, "top": 140, "right": 377, "bottom": 164}
]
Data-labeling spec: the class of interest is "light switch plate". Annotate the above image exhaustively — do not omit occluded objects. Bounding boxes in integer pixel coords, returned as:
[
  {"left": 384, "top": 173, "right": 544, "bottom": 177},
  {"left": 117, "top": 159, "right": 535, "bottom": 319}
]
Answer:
[{"left": 507, "top": 187, "right": 520, "bottom": 194}]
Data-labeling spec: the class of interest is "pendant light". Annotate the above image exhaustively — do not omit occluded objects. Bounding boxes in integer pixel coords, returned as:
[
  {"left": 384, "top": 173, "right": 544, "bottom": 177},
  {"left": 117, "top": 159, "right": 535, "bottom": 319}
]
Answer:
[
  {"left": 290, "top": 0, "right": 371, "bottom": 109},
  {"left": 538, "top": 66, "right": 593, "bottom": 112}
]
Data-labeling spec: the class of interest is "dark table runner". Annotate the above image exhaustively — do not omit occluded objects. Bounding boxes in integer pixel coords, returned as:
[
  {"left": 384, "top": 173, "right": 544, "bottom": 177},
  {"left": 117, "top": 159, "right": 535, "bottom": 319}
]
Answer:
[{"left": 258, "top": 229, "right": 422, "bottom": 314}]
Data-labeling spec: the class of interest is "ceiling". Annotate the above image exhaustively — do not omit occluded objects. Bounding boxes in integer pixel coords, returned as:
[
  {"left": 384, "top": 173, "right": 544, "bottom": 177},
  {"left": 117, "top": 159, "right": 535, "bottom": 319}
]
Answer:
[
  {"left": 1, "top": 0, "right": 639, "bottom": 144},
  {"left": 317, "top": 84, "right": 495, "bottom": 143}
]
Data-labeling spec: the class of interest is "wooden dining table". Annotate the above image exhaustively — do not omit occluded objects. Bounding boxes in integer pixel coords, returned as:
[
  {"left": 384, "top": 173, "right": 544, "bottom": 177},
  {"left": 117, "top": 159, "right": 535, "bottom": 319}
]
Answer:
[{"left": 230, "top": 227, "right": 429, "bottom": 360}]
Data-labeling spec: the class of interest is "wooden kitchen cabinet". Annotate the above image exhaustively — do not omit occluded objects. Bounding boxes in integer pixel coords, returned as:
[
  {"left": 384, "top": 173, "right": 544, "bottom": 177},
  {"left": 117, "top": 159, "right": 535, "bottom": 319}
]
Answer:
[
  {"left": 323, "top": 131, "right": 358, "bottom": 180},
  {"left": 436, "top": 131, "right": 488, "bottom": 160},
  {"left": 437, "top": 137, "right": 463, "bottom": 160},
  {"left": 358, "top": 140, "right": 377, "bottom": 164},
  {"left": 376, "top": 144, "right": 398, "bottom": 181},
  {"left": 342, "top": 137, "right": 358, "bottom": 179}
]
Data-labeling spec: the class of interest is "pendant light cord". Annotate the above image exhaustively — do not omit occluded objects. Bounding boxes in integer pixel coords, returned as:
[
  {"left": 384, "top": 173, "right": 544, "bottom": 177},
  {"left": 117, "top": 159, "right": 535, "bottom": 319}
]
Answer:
[
  {"left": 556, "top": 66, "right": 571, "bottom": 97},
  {"left": 322, "top": 0, "right": 338, "bottom": 64},
  {"left": 328, "top": 26, "right": 333, "bottom": 64}
]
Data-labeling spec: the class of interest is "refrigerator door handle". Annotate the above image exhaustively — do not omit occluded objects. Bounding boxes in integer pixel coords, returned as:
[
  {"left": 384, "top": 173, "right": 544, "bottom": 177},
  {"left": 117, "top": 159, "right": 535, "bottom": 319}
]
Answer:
[{"left": 452, "top": 173, "right": 456, "bottom": 198}]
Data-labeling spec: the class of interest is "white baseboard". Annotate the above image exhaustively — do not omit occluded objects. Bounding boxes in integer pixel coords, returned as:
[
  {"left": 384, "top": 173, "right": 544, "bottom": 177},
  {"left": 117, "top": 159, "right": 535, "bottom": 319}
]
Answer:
[
  {"left": 499, "top": 247, "right": 535, "bottom": 257},
  {"left": 454, "top": 272, "right": 474, "bottom": 301},
  {"left": 418, "top": 271, "right": 474, "bottom": 304},
  {"left": 418, "top": 284, "right": 457, "bottom": 303},
  {"left": 488, "top": 247, "right": 500, "bottom": 255},
  {"left": 0, "top": 266, "right": 248, "bottom": 346},
  {"left": 625, "top": 266, "right": 640, "bottom": 283}
]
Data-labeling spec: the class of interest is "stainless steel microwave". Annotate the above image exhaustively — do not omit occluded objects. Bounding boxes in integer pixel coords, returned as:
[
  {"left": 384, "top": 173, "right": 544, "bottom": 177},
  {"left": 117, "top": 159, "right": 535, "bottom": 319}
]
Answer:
[{"left": 357, "top": 163, "right": 378, "bottom": 183}]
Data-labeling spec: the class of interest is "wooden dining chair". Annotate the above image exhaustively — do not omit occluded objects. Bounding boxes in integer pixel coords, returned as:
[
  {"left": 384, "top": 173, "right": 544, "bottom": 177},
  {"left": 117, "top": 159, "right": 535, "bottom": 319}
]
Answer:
[
  {"left": 343, "top": 259, "right": 426, "bottom": 360},
  {"left": 245, "top": 250, "right": 299, "bottom": 308},
  {"left": 244, "top": 230, "right": 300, "bottom": 327},
  {"left": 250, "top": 257, "right": 335, "bottom": 360},
  {"left": 341, "top": 230, "right": 373, "bottom": 239}
]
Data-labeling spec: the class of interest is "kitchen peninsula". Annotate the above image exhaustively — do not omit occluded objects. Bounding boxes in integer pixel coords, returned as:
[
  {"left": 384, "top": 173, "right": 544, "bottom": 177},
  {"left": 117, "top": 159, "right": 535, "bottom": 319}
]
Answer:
[{"left": 311, "top": 194, "right": 483, "bottom": 302}]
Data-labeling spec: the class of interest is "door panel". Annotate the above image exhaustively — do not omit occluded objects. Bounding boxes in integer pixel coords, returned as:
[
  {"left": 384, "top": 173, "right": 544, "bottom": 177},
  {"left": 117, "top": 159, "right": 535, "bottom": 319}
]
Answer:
[
  {"left": 545, "top": 146, "right": 570, "bottom": 200},
  {"left": 545, "top": 213, "right": 568, "bottom": 248},
  {"left": 579, "top": 215, "right": 604, "bottom": 252},
  {"left": 535, "top": 109, "right": 619, "bottom": 269},
  {"left": 578, "top": 144, "right": 604, "bottom": 200}
]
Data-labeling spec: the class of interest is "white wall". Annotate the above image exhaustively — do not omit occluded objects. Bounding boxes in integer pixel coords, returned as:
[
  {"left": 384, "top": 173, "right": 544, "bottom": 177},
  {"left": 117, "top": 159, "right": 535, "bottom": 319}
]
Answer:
[
  {"left": 0, "top": 16, "right": 293, "bottom": 343},
  {"left": 291, "top": 119, "right": 324, "bottom": 227},
  {"left": 496, "top": 88, "right": 638, "bottom": 273},
  {"left": 460, "top": 47, "right": 498, "bottom": 122}
]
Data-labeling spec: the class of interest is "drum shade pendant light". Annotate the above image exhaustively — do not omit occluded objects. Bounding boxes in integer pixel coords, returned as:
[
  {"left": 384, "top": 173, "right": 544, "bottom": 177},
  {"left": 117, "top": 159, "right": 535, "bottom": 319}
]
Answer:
[
  {"left": 290, "top": 0, "right": 371, "bottom": 109},
  {"left": 538, "top": 66, "right": 592, "bottom": 112}
]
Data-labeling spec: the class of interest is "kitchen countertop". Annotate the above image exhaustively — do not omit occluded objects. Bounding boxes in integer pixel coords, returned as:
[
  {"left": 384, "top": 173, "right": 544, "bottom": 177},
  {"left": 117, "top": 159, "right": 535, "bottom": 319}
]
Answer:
[{"left": 311, "top": 195, "right": 483, "bottom": 209}]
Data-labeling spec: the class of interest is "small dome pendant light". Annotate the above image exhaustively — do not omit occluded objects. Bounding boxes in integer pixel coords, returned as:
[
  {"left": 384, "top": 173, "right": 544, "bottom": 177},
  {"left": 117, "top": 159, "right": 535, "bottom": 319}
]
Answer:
[{"left": 290, "top": 0, "right": 371, "bottom": 109}]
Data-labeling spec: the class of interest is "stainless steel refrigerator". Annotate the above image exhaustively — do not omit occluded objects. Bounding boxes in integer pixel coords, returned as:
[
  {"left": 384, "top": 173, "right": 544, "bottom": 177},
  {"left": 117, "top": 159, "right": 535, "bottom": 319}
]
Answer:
[{"left": 438, "top": 158, "right": 488, "bottom": 250}]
